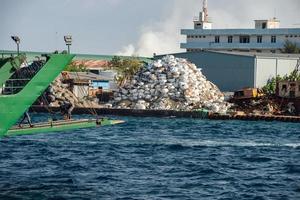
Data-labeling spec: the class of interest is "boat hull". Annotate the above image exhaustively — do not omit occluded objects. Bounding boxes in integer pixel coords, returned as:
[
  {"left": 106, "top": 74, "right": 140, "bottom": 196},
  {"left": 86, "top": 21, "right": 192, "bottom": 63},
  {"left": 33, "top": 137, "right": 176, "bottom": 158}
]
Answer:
[{"left": 6, "top": 118, "right": 124, "bottom": 137}]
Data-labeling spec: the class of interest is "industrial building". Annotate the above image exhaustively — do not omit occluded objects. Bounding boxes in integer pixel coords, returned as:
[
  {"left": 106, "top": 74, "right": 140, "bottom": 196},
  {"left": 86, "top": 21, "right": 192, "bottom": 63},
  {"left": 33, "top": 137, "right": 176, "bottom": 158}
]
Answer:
[
  {"left": 155, "top": 51, "right": 300, "bottom": 92},
  {"left": 181, "top": 0, "right": 300, "bottom": 53}
]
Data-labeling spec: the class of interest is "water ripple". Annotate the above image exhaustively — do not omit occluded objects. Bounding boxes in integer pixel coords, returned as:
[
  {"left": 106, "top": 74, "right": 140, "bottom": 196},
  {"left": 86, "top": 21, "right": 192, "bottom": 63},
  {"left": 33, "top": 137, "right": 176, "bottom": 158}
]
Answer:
[{"left": 0, "top": 116, "right": 300, "bottom": 199}]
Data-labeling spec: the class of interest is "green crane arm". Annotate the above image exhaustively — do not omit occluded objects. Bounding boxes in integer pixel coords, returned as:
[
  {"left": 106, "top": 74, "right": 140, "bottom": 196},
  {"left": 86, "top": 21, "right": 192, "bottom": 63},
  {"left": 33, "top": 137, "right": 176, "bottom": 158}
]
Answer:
[
  {"left": 0, "top": 55, "right": 25, "bottom": 87},
  {"left": 0, "top": 54, "right": 74, "bottom": 137}
]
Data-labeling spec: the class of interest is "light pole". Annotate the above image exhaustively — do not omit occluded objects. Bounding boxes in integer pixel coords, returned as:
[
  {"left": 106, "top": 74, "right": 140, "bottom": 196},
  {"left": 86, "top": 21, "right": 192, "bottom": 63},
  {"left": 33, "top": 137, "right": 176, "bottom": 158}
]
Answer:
[
  {"left": 64, "top": 35, "right": 72, "bottom": 54},
  {"left": 11, "top": 36, "right": 20, "bottom": 55}
]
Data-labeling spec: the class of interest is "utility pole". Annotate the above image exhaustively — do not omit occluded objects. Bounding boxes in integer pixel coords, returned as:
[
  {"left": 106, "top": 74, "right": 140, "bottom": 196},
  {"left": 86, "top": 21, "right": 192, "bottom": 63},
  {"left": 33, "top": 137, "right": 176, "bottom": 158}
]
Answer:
[
  {"left": 11, "top": 36, "right": 20, "bottom": 55},
  {"left": 64, "top": 35, "right": 72, "bottom": 54}
]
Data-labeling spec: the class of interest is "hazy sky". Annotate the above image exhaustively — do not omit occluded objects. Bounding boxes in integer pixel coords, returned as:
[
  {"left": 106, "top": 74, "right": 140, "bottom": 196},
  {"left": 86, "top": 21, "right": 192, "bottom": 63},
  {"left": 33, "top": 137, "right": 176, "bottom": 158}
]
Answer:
[{"left": 1, "top": 0, "right": 299, "bottom": 56}]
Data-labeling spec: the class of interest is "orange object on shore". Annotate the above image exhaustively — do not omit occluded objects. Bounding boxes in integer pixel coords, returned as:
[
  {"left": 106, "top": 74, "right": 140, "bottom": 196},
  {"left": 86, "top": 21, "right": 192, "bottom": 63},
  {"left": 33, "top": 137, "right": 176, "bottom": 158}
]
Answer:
[
  {"left": 61, "top": 71, "right": 70, "bottom": 80},
  {"left": 233, "top": 88, "right": 264, "bottom": 100}
]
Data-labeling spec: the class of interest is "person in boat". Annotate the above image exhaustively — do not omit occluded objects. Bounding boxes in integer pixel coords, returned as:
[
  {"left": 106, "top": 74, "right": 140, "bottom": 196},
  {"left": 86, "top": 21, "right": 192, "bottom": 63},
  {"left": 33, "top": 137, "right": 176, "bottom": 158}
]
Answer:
[
  {"left": 59, "top": 100, "right": 75, "bottom": 120},
  {"left": 19, "top": 109, "right": 34, "bottom": 128}
]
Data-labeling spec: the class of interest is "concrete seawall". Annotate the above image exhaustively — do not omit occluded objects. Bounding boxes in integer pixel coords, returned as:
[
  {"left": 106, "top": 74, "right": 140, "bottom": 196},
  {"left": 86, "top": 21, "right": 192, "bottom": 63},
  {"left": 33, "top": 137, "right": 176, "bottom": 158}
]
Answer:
[
  {"left": 30, "top": 106, "right": 209, "bottom": 118},
  {"left": 30, "top": 106, "right": 300, "bottom": 123}
]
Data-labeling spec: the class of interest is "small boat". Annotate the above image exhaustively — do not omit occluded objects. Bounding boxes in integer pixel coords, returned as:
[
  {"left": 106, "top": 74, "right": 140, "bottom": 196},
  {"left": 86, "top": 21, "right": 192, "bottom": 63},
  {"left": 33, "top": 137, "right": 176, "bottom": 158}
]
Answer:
[{"left": 0, "top": 53, "right": 124, "bottom": 138}]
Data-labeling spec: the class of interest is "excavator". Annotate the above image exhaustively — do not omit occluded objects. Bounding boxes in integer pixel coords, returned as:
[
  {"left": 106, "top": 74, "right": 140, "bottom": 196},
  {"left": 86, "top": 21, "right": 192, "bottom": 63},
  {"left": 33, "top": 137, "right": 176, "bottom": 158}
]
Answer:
[{"left": 233, "top": 88, "right": 265, "bottom": 100}]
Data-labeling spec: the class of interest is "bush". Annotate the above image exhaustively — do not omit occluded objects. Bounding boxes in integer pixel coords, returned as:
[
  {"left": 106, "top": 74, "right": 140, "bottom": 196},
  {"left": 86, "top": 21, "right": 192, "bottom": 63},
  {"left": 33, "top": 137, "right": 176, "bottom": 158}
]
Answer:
[
  {"left": 282, "top": 40, "right": 300, "bottom": 54},
  {"left": 262, "top": 70, "right": 300, "bottom": 94},
  {"left": 65, "top": 62, "right": 87, "bottom": 72},
  {"left": 262, "top": 76, "right": 282, "bottom": 94},
  {"left": 110, "top": 56, "right": 144, "bottom": 86}
]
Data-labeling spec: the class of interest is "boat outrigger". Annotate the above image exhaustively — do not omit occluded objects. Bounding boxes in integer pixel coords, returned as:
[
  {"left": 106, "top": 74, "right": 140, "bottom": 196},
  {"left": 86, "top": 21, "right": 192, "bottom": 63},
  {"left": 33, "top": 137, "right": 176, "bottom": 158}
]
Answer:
[{"left": 0, "top": 53, "right": 124, "bottom": 138}]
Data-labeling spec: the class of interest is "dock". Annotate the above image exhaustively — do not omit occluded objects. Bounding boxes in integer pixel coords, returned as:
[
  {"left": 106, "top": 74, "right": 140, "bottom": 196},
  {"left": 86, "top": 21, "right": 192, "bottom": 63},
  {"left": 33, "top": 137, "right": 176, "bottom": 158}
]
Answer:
[{"left": 30, "top": 106, "right": 300, "bottom": 123}]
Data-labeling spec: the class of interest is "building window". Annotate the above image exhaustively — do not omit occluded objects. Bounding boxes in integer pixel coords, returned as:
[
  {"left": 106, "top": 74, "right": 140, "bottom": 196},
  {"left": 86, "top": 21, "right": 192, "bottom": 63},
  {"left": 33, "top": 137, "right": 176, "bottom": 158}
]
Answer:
[
  {"left": 262, "top": 22, "right": 267, "bottom": 29},
  {"left": 282, "top": 84, "right": 287, "bottom": 92},
  {"left": 187, "top": 35, "right": 191, "bottom": 39},
  {"left": 271, "top": 36, "right": 276, "bottom": 43},
  {"left": 240, "top": 36, "right": 250, "bottom": 43},
  {"left": 215, "top": 36, "right": 220, "bottom": 43},
  {"left": 257, "top": 36, "right": 262, "bottom": 43},
  {"left": 203, "top": 36, "right": 206, "bottom": 38},
  {"left": 228, "top": 36, "right": 233, "bottom": 43}
]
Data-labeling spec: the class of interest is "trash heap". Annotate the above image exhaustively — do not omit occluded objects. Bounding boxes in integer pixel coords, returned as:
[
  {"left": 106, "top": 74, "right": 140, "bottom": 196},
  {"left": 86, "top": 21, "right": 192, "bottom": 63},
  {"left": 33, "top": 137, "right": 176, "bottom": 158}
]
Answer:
[
  {"left": 113, "top": 55, "right": 231, "bottom": 113},
  {"left": 45, "top": 78, "right": 100, "bottom": 108}
]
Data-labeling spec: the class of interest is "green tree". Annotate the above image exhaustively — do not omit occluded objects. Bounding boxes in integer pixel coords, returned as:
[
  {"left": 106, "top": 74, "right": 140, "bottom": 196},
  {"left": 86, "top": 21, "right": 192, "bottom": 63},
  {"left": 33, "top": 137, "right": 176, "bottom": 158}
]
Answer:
[
  {"left": 110, "top": 56, "right": 144, "bottom": 86},
  {"left": 282, "top": 40, "right": 300, "bottom": 54},
  {"left": 262, "top": 75, "right": 282, "bottom": 94},
  {"left": 262, "top": 70, "right": 300, "bottom": 94},
  {"left": 64, "top": 62, "right": 87, "bottom": 72}
]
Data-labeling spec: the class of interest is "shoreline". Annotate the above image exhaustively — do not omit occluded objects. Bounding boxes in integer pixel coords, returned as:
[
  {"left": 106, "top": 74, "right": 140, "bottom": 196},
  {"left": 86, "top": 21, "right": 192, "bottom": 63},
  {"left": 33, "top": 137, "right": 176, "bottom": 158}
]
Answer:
[{"left": 30, "top": 106, "right": 300, "bottom": 123}]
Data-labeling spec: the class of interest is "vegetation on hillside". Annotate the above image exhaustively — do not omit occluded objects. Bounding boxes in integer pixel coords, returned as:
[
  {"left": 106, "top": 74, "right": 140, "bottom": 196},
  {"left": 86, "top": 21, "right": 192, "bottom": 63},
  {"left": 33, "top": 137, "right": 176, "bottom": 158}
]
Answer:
[{"left": 110, "top": 56, "right": 144, "bottom": 86}]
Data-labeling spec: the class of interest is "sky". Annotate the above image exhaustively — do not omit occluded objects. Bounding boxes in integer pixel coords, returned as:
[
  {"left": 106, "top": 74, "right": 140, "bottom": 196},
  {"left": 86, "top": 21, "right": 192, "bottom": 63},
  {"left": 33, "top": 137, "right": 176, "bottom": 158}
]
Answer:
[{"left": 1, "top": 0, "right": 300, "bottom": 57}]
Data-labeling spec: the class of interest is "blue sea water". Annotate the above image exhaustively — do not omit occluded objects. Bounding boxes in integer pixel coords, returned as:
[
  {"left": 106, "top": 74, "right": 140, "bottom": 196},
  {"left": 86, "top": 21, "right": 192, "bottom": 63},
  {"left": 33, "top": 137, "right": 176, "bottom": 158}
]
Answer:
[{"left": 0, "top": 116, "right": 300, "bottom": 200}]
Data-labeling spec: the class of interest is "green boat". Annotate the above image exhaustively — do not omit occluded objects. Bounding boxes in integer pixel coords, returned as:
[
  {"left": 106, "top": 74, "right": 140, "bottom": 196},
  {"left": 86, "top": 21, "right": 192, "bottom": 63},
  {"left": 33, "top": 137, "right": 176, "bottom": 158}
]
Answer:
[
  {"left": 0, "top": 53, "right": 124, "bottom": 138},
  {"left": 7, "top": 118, "right": 124, "bottom": 137}
]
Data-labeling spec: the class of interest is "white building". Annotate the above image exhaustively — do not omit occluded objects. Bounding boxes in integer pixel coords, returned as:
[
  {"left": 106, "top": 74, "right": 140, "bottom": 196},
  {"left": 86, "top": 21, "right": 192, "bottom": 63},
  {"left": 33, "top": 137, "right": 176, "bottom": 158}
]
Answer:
[{"left": 181, "top": 0, "right": 300, "bottom": 53}]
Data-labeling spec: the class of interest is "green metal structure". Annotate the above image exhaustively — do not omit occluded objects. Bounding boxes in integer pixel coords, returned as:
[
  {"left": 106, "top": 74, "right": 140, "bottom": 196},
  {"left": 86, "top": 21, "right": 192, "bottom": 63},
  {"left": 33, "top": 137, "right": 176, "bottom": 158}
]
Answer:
[
  {"left": 0, "top": 54, "right": 74, "bottom": 137},
  {"left": 1, "top": 50, "right": 152, "bottom": 63},
  {"left": 7, "top": 118, "right": 124, "bottom": 137},
  {"left": 0, "top": 55, "right": 25, "bottom": 87}
]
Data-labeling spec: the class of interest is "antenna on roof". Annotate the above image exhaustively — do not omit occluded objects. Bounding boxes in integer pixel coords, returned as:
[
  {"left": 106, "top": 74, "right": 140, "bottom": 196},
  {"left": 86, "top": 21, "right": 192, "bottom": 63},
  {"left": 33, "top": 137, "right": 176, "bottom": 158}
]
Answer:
[{"left": 203, "top": 0, "right": 208, "bottom": 22}]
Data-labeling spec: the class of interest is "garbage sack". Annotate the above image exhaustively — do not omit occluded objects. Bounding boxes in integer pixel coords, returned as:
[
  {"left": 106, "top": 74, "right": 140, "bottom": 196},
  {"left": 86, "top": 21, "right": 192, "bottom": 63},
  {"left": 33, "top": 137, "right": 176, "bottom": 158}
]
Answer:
[{"left": 113, "top": 55, "right": 232, "bottom": 112}]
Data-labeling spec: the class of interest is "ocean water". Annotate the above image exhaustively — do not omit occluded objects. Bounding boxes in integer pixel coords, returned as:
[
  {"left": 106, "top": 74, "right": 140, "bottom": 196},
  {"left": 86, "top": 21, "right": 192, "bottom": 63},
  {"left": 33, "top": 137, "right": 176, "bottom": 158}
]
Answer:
[{"left": 0, "top": 116, "right": 300, "bottom": 200}]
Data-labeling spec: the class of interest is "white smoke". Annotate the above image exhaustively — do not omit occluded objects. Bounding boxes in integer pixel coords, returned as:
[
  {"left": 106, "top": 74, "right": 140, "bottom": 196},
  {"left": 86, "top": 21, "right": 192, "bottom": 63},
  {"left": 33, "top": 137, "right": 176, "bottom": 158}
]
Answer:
[
  {"left": 116, "top": 1, "right": 197, "bottom": 57},
  {"left": 116, "top": 0, "right": 300, "bottom": 57},
  {"left": 116, "top": 44, "right": 136, "bottom": 56}
]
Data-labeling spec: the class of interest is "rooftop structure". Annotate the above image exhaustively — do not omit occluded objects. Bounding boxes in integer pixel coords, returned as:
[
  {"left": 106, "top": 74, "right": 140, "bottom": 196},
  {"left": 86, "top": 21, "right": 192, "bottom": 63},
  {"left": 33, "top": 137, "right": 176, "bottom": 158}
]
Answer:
[
  {"left": 193, "top": 0, "right": 212, "bottom": 30},
  {"left": 181, "top": 0, "right": 300, "bottom": 53}
]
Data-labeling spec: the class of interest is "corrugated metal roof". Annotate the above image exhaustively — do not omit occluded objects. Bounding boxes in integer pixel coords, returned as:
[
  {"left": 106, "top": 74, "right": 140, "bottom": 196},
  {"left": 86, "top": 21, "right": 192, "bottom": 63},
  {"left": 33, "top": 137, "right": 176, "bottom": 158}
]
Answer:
[
  {"left": 66, "top": 72, "right": 112, "bottom": 81},
  {"left": 72, "top": 60, "right": 109, "bottom": 69},
  {"left": 208, "top": 50, "right": 300, "bottom": 58},
  {"left": 155, "top": 50, "right": 300, "bottom": 59}
]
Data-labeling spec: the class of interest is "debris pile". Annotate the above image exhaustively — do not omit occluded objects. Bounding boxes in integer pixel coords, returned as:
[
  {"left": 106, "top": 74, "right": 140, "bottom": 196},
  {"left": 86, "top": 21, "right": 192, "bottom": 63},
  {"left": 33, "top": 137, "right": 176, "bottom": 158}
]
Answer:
[
  {"left": 44, "top": 78, "right": 100, "bottom": 108},
  {"left": 113, "top": 55, "right": 231, "bottom": 113},
  {"left": 231, "top": 97, "right": 298, "bottom": 116}
]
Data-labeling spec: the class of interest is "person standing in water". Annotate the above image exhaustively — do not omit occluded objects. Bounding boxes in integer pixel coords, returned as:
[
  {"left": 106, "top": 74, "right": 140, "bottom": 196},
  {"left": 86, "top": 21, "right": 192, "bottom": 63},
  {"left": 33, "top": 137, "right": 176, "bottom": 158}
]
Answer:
[{"left": 59, "top": 100, "right": 75, "bottom": 120}]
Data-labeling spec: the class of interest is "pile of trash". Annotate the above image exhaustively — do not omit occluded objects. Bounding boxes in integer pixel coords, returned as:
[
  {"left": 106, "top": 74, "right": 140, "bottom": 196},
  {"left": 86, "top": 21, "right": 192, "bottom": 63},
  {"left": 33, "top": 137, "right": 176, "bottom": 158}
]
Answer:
[
  {"left": 113, "top": 55, "right": 232, "bottom": 113},
  {"left": 44, "top": 78, "right": 100, "bottom": 108}
]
